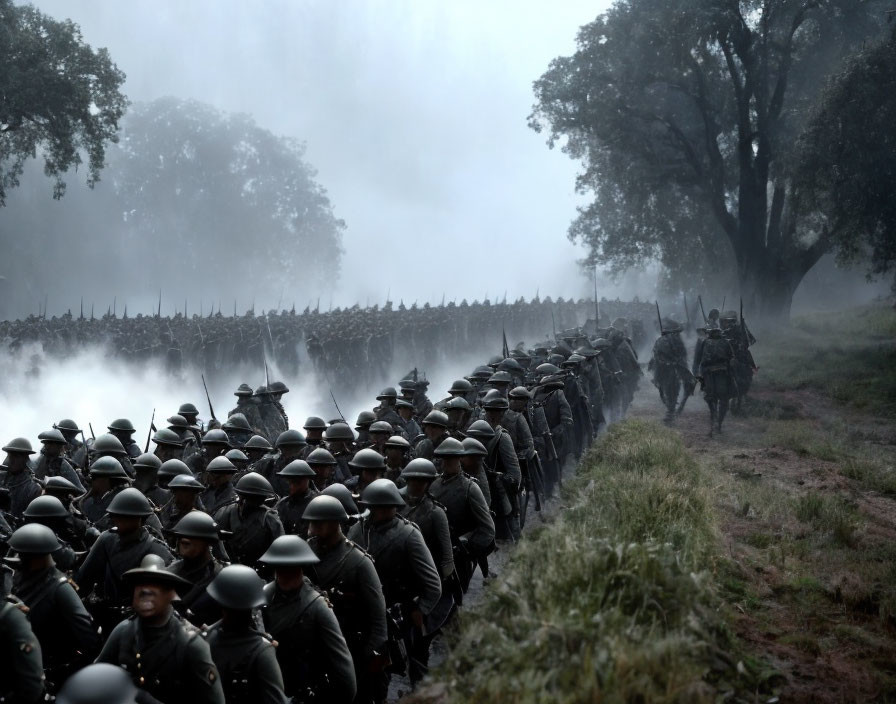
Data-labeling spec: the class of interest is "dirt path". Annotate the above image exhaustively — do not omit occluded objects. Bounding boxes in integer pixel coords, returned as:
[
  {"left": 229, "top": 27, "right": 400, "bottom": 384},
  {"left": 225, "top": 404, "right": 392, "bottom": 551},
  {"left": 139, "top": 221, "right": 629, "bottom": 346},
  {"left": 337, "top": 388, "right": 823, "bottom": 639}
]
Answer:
[{"left": 629, "top": 379, "right": 896, "bottom": 703}]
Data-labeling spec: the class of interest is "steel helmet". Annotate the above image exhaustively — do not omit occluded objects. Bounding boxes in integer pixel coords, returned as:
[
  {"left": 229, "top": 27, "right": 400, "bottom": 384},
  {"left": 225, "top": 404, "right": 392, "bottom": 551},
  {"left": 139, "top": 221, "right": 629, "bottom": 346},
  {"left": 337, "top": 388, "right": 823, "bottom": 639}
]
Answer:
[
  {"left": 471, "top": 366, "right": 493, "bottom": 380},
  {"left": 376, "top": 387, "right": 398, "bottom": 401},
  {"left": 369, "top": 421, "right": 394, "bottom": 435},
  {"left": 349, "top": 448, "right": 387, "bottom": 471},
  {"left": 384, "top": 435, "right": 410, "bottom": 449},
  {"left": 133, "top": 453, "right": 163, "bottom": 470},
  {"left": 509, "top": 386, "right": 532, "bottom": 400},
  {"left": 276, "top": 459, "right": 316, "bottom": 478},
  {"left": 535, "top": 363, "right": 561, "bottom": 375},
  {"left": 354, "top": 411, "right": 376, "bottom": 428},
  {"left": 482, "top": 390, "right": 509, "bottom": 410},
  {"left": 225, "top": 448, "right": 249, "bottom": 463},
  {"left": 23, "top": 495, "right": 69, "bottom": 520},
  {"left": 92, "top": 434, "right": 128, "bottom": 456},
  {"left": 158, "top": 459, "right": 192, "bottom": 482},
  {"left": 206, "top": 456, "right": 237, "bottom": 473},
  {"left": 55, "top": 663, "right": 138, "bottom": 704},
  {"left": 178, "top": 402, "right": 200, "bottom": 417},
  {"left": 88, "top": 456, "right": 128, "bottom": 478},
  {"left": 433, "top": 437, "right": 465, "bottom": 457},
  {"left": 234, "top": 383, "right": 254, "bottom": 397},
  {"left": 487, "top": 371, "right": 513, "bottom": 386},
  {"left": 244, "top": 434, "right": 273, "bottom": 451},
  {"left": 325, "top": 423, "right": 355, "bottom": 442},
  {"left": 8, "top": 523, "right": 62, "bottom": 554},
  {"left": 421, "top": 410, "right": 449, "bottom": 428},
  {"left": 466, "top": 420, "right": 496, "bottom": 440},
  {"left": 54, "top": 419, "right": 81, "bottom": 433},
  {"left": 498, "top": 358, "right": 523, "bottom": 372},
  {"left": 166, "top": 414, "right": 190, "bottom": 430},
  {"left": 259, "top": 535, "right": 320, "bottom": 566},
  {"left": 303, "top": 416, "right": 328, "bottom": 430},
  {"left": 222, "top": 414, "right": 252, "bottom": 432},
  {"left": 235, "top": 472, "right": 275, "bottom": 497},
  {"left": 275, "top": 429, "right": 307, "bottom": 448},
  {"left": 2, "top": 437, "right": 35, "bottom": 454},
  {"left": 152, "top": 428, "right": 184, "bottom": 447},
  {"left": 168, "top": 474, "right": 205, "bottom": 491},
  {"left": 38, "top": 428, "right": 67, "bottom": 444},
  {"left": 207, "top": 564, "right": 268, "bottom": 609},
  {"left": 395, "top": 399, "right": 414, "bottom": 411},
  {"left": 106, "top": 488, "right": 154, "bottom": 516},
  {"left": 360, "top": 478, "right": 406, "bottom": 507},
  {"left": 107, "top": 418, "right": 136, "bottom": 433},
  {"left": 401, "top": 458, "right": 438, "bottom": 480},
  {"left": 122, "top": 554, "right": 190, "bottom": 590},
  {"left": 461, "top": 437, "right": 488, "bottom": 456},
  {"left": 445, "top": 397, "right": 471, "bottom": 412},
  {"left": 306, "top": 447, "right": 337, "bottom": 465},
  {"left": 173, "top": 511, "right": 221, "bottom": 541},
  {"left": 268, "top": 380, "right": 290, "bottom": 395},
  {"left": 321, "top": 483, "right": 360, "bottom": 517},
  {"left": 202, "top": 429, "right": 230, "bottom": 446},
  {"left": 43, "top": 475, "right": 80, "bottom": 496},
  {"left": 302, "top": 495, "right": 349, "bottom": 523}
]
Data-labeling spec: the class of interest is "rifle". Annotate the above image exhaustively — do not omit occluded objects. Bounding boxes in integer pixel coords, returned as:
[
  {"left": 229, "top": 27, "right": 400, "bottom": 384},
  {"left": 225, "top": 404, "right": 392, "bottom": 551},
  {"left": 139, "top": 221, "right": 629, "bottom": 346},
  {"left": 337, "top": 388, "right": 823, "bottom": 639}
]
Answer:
[
  {"left": 329, "top": 390, "right": 347, "bottom": 422},
  {"left": 698, "top": 295, "right": 708, "bottom": 324},
  {"left": 502, "top": 326, "right": 510, "bottom": 359},
  {"left": 144, "top": 409, "right": 155, "bottom": 453},
  {"left": 683, "top": 293, "right": 692, "bottom": 331},
  {"left": 655, "top": 300, "right": 664, "bottom": 334},
  {"left": 551, "top": 310, "right": 557, "bottom": 340},
  {"left": 721, "top": 296, "right": 726, "bottom": 313},
  {"left": 88, "top": 423, "right": 95, "bottom": 440},
  {"left": 201, "top": 374, "right": 217, "bottom": 422}
]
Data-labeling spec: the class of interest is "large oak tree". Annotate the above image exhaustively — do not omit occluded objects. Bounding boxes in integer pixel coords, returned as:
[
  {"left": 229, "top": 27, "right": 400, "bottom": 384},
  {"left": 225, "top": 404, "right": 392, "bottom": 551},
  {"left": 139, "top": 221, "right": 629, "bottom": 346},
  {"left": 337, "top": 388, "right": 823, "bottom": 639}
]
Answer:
[{"left": 530, "top": 0, "right": 888, "bottom": 319}]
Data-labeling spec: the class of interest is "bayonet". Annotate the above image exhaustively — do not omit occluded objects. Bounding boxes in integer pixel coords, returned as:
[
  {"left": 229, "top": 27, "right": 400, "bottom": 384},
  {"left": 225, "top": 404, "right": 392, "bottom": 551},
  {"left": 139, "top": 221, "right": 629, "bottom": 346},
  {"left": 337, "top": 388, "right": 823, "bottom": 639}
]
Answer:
[
  {"left": 655, "top": 300, "right": 664, "bottom": 334},
  {"left": 202, "top": 375, "right": 217, "bottom": 422},
  {"left": 144, "top": 408, "right": 155, "bottom": 453},
  {"left": 698, "top": 295, "right": 708, "bottom": 324},
  {"left": 329, "top": 389, "right": 346, "bottom": 422}
]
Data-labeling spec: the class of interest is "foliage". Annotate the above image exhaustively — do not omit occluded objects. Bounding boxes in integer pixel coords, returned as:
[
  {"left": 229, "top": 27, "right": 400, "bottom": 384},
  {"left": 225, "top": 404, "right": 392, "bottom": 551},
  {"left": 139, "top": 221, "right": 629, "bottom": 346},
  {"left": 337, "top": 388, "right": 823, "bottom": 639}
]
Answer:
[
  {"left": 0, "top": 0, "right": 127, "bottom": 205},
  {"left": 418, "top": 420, "right": 773, "bottom": 703},
  {"left": 793, "top": 29, "right": 896, "bottom": 290},
  {"left": 529, "top": 0, "right": 889, "bottom": 317}
]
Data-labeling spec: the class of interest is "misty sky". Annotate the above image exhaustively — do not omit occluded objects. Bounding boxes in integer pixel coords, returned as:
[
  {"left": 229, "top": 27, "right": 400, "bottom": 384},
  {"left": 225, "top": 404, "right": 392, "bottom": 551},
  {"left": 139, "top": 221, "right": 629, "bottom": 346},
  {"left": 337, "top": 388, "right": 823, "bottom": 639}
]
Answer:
[{"left": 29, "top": 0, "right": 614, "bottom": 307}]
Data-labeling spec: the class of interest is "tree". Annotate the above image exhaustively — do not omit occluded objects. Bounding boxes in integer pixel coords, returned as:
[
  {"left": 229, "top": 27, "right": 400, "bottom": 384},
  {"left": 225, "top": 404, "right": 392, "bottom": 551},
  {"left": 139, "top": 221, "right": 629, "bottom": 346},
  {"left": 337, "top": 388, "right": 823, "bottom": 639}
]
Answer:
[
  {"left": 794, "top": 27, "right": 896, "bottom": 289},
  {"left": 530, "top": 0, "right": 888, "bottom": 319},
  {"left": 0, "top": 0, "right": 127, "bottom": 205}
]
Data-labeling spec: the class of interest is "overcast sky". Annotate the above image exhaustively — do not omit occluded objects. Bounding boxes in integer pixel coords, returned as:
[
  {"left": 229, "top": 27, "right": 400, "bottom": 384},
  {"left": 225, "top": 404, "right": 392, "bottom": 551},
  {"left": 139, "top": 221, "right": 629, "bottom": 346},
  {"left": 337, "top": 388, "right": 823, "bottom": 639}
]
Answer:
[{"left": 28, "top": 0, "right": 617, "bottom": 307}]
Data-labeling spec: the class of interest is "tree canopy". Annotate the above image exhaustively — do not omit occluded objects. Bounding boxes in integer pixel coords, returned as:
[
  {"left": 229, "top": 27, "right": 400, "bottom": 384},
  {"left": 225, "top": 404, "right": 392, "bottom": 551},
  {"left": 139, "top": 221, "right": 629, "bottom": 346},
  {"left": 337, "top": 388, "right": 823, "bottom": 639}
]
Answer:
[
  {"left": 0, "top": 0, "right": 127, "bottom": 205},
  {"left": 530, "top": 0, "right": 889, "bottom": 318},
  {"left": 794, "top": 27, "right": 896, "bottom": 289}
]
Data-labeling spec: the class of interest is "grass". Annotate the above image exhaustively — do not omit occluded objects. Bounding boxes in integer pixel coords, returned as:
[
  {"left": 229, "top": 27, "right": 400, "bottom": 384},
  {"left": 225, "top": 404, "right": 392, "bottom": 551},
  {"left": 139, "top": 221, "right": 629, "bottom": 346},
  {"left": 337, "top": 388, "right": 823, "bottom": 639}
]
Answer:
[
  {"left": 415, "top": 420, "right": 773, "bottom": 704},
  {"left": 758, "top": 304, "right": 896, "bottom": 418}
]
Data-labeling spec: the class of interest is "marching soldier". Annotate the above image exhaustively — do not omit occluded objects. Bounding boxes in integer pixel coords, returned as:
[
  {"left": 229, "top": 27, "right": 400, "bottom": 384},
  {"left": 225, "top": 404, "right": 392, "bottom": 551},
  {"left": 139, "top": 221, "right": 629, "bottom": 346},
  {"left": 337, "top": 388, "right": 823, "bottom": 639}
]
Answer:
[
  {"left": 200, "top": 456, "right": 239, "bottom": 514},
  {"left": 1, "top": 437, "right": 43, "bottom": 519},
  {"left": 168, "top": 511, "right": 226, "bottom": 628},
  {"left": 695, "top": 326, "right": 737, "bottom": 436},
  {"left": 214, "top": 473, "right": 284, "bottom": 568},
  {"left": 32, "top": 428, "right": 85, "bottom": 491},
  {"left": 274, "top": 459, "right": 319, "bottom": 537}
]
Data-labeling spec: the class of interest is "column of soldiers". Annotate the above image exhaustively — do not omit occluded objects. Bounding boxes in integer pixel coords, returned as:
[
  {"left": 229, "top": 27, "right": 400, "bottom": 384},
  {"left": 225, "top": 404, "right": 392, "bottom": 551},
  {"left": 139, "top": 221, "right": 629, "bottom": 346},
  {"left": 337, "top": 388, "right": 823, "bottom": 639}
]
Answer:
[
  {"left": 0, "top": 320, "right": 634, "bottom": 704},
  {"left": 649, "top": 305, "right": 758, "bottom": 436}
]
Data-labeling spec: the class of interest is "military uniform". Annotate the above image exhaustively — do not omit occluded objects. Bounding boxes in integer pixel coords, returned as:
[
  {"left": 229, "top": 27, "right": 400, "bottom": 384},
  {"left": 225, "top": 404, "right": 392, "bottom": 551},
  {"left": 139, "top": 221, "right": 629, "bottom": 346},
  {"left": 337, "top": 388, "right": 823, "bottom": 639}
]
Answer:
[
  {"left": 168, "top": 556, "right": 225, "bottom": 628},
  {"left": 429, "top": 473, "right": 495, "bottom": 560},
  {"left": 400, "top": 495, "right": 455, "bottom": 581},
  {"left": 200, "top": 483, "right": 237, "bottom": 515},
  {"left": 214, "top": 501, "right": 284, "bottom": 567},
  {"left": 275, "top": 485, "right": 319, "bottom": 537},
  {"left": 0, "top": 468, "right": 42, "bottom": 519},
  {"left": 262, "top": 577, "right": 357, "bottom": 704},
  {"left": 97, "top": 611, "right": 225, "bottom": 703},
  {"left": 649, "top": 329, "right": 694, "bottom": 421},
  {"left": 205, "top": 622, "right": 287, "bottom": 704},
  {"left": 30, "top": 450, "right": 85, "bottom": 492},
  {"left": 0, "top": 595, "right": 45, "bottom": 703},
  {"left": 696, "top": 331, "right": 736, "bottom": 434}
]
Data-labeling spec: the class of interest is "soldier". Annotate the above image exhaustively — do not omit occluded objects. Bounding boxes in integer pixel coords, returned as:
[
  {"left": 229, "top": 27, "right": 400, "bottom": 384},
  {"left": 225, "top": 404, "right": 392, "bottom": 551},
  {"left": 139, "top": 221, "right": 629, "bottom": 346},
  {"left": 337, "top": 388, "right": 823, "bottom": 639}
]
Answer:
[
  {"left": 74, "top": 455, "right": 128, "bottom": 524},
  {"left": 384, "top": 435, "right": 411, "bottom": 486},
  {"left": 414, "top": 410, "right": 451, "bottom": 461},
  {"left": 106, "top": 419, "right": 142, "bottom": 459},
  {"left": 158, "top": 473, "right": 206, "bottom": 533},
  {"left": 229, "top": 383, "right": 264, "bottom": 436},
  {"left": 204, "top": 565, "right": 288, "bottom": 704},
  {"left": 304, "top": 495, "right": 389, "bottom": 704},
  {"left": 243, "top": 433, "right": 275, "bottom": 469},
  {"left": 132, "top": 452, "right": 170, "bottom": 507},
  {"left": 344, "top": 448, "right": 388, "bottom": 497},
  {"left": 559, "top": 356, "right": 596, "bottom": 455},
  {"left": 1, "top": 437, "right": 43, "bottom": 519},
  {"left": 268, "top": 380, "right": 291, "bottom": 431},
  {"left": 0, "top": 571, "right": 45, "bottom": 703},
  {"left": 225, "top": 448, "right": 250, "bottom": 474},
  {"left": 720, "top": 309, "right": 757, "bottom": 413},
  {"left": 256, "top": 386, "right": 287, "bottom": 444},
  {"left": 396, "top": 399, "right": 422, "bottom": 441},
  {"left": 302, "top": 416, "right": 328, "bottom": 454},
  {"left": 399, "top": 459, "right": 456, "bottom": 683},
  {"left": 151, "top": 427, "right": 186, "bottom": 462},
  {"left": 91, "top": 433, "right": 136, "bottom": 478},
  {"left": 214, "top": 473, "right": 284, "bottom": 568},
  {"left": 178, "top": 402, "right": 205, "bottom": 444},
  {"left": 431, "top": 439, "right": 496, "bottom": 591},
  {"left": 649, "top": 319, "right": 695, "bottom": 423},
  {"left": 696, "top": 326, "right": 737, "bottom": 436},
  {"left": 7, "top": 524, "right": 99, "bottom": 688},
  {"left": 168, "top": 511, "right": 226, "bottom": 628},
  {"left": 222, "top": 413, "right": 255, "bottom": 448},
  {"left": 479, "top": 397, "right": 523, "bottom": 541},
  {"left": 373, "top": 387, "right": 403, "bottom": 429},
  {"left": 260, "top": 429, "right": 309, "bottom": 496},
  {"left": 188, "top": 428, "right": 231, "bottom": 475},
  {"left": 201, "top": 456, "right": 239, "bottom": 515},
  {"left": 306, "top": 446, "right": 340, "bottom": 491},
  {"left": 348, "top": 480, "right": 441, "bottom": 685},
  {"left": 366, "top": 420, "right": 394, "bottom": 455},
  {"left": 21, "top": 495, "right": 83, "bottom": 569},
  {"left": 54, "top": 418, "right": 86, "bottom": 468},
  {"left": 96, "top": 555, "right": 225, "bottom": 703},
  {"left": 259, "top": 535, "right": 357, "bottom": 704},
  {"left": 413, "top": 379, "right": 434, "bottom": 420},
  {"left": 459, "top": 437, "right": 492, "bottom": 507},
  {"left": 274, "top": 460, "right": 319, "bottom": 537},
  {"left": 354, "top": 411, "right": 376, "bottom": 447},
  {"left": 324, "top": 423, "right": 356, "bottom": 483},
  {"left": 42, "top": 477, "right": 98, "bottom": 550},
  {"left": 434, "top": 379, "right": 475, "bottom": 411},
  {"left": 532, "top": 364, "right": 574, "bottom": 478},
  {"left": 75, "top": 489, "right": 173, "bottom": 633},
  {"left": 32, "top": 428, "right": 85, "bottom": 491}
]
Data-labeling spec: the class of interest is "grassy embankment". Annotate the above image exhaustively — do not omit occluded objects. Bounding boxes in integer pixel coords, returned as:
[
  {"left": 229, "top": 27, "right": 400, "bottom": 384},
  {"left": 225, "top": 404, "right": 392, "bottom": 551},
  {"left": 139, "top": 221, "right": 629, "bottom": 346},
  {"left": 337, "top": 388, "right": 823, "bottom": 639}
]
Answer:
[
  {"left": 710, "top": 303, "right": 896, "bottom": 700},
  {"left": 414, "top": 420, "right": 774, "bottom": 703}
]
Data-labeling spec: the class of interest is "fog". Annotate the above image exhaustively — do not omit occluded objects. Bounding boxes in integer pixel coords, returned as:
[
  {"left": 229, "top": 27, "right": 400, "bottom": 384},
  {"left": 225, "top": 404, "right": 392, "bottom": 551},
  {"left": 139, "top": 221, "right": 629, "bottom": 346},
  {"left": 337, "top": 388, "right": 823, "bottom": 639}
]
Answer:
[{"left": 0, "top": 0, "right": 631, "bottom": 318}]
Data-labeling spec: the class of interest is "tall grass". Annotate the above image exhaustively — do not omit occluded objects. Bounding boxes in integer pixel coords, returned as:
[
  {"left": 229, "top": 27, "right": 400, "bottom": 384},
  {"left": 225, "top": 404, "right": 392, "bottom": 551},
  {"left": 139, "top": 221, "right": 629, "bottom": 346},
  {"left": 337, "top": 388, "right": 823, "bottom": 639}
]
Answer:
[{"left": 418, "top": 420, "right": 756, "bottom": 704}]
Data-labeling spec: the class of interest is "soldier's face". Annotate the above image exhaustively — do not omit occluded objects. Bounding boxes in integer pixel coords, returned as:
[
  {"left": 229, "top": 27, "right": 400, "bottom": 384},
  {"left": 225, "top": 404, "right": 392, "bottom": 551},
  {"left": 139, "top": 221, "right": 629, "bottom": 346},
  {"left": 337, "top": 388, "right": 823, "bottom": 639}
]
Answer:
[
  {"left": 133, "top": 583, "right": 175, "bottom": 621},
  {"left": 398, "top": 408, "right": 413, "bottom": 420},
  {"left": 310, "top": 464, "right": 332, "bottom": 482},
  {"left": 305, "top": 429, "right": 324, "bottom": 442},
  {"left": 442, "top": 457, "right": 462, "bottom": 475},
  {"left": 43, "top": 441, "right": 64, "bottom": 457},
  {"left": 385, "top": 447, "right": 403, "bottom": 464},
  {"left": 288, "top": 478, "right": 310, "bottom": 496},
  {"left": 110, "top": 514, "right": 142, "bottom": 534},
  {"left": 423, "top": 424, "right": 443, "bottom": 441},
  {"left": 308, "top": 520, "right": 339, "bottom": 541},
  {"left": 405, "top": 478, "right": 428, "bottom": 498},
  {"left": 509, "top": 399, "right": 526, "bottom": 412},
  {"left": 177, "top": 537, "right": 209, "bottom": 560},
  {"left": 6, "top": 453, "right": 28, "bottom": 471}
]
